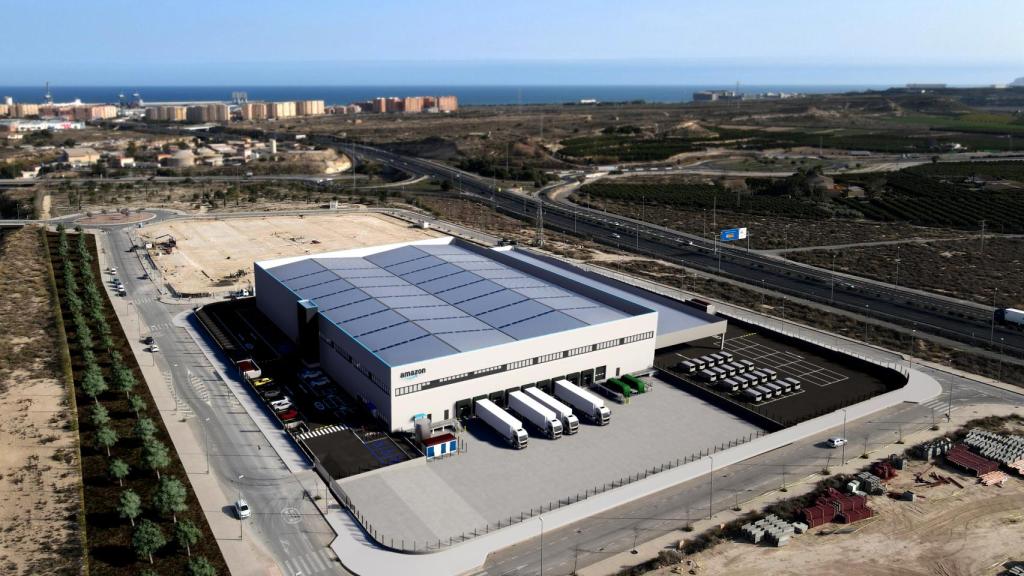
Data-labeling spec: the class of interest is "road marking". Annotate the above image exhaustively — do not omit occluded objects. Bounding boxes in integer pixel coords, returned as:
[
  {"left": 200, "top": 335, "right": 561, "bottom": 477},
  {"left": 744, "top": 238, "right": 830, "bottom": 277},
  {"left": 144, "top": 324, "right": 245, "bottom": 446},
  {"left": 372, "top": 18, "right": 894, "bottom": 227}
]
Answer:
[
  {"left": 282, "top": 506, "right": 302, "bottom": 525},
  {"left": 307, "top": 551, "right": 326, "bottom": 571}
]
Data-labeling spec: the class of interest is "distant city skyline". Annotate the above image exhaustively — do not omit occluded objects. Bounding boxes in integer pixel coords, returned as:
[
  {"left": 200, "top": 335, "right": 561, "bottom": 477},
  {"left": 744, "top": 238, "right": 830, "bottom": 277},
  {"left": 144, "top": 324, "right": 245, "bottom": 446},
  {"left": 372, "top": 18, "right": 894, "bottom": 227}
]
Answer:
[{"left": 0, "top": 0, "right": 1020, "bottom": 85}]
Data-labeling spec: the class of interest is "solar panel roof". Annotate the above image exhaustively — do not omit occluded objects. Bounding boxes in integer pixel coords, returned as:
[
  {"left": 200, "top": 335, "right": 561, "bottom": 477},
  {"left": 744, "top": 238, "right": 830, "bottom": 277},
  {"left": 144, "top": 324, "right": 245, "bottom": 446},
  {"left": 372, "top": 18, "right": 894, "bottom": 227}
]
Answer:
[{"left": 264, "top": 242, "right": 633, "bottom": 366}]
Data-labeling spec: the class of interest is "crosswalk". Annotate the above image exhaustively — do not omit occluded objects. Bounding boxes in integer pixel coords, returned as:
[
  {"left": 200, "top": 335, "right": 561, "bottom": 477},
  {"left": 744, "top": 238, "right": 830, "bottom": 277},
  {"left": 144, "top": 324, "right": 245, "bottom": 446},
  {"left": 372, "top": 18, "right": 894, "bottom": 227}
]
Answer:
[
  {"left": 281, "top": 548, "right": 336, "bottom": 575},
  {"left": 921, "top": 397, "right": 956, "bottom": 415},
  {"left": 296, "top": 424, "right": 347, "bottom": 441}
]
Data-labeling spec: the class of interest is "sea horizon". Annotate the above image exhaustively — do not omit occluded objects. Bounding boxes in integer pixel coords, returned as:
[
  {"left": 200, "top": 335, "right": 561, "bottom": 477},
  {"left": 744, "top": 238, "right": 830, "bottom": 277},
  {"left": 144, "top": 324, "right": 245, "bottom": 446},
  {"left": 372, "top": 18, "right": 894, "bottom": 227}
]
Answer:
[{"left": 0, "top": 84, "right": 896, "bottom": 106}]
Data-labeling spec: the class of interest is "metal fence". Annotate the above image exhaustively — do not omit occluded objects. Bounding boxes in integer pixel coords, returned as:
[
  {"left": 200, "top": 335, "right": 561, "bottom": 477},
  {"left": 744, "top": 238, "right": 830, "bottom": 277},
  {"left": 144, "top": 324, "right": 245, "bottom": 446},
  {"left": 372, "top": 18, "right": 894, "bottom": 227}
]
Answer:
[{"left": 311, "top": 427, "right": 766, "bottom": 554}]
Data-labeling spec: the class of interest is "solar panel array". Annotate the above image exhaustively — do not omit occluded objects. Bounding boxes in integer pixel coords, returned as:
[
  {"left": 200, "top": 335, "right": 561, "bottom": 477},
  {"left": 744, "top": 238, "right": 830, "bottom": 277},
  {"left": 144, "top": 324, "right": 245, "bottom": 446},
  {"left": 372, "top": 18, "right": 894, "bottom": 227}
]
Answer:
[{"left": 266, "top": 244, "right": 628, "bottom": 366}]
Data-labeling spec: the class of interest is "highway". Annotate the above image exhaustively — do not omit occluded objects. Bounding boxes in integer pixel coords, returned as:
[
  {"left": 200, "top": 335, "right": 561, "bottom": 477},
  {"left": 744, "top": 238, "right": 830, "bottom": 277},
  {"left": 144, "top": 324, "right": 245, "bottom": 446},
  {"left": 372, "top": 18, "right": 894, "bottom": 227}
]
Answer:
[{"left": 331, "top": 141, "right": 1024, "bottom": 358}]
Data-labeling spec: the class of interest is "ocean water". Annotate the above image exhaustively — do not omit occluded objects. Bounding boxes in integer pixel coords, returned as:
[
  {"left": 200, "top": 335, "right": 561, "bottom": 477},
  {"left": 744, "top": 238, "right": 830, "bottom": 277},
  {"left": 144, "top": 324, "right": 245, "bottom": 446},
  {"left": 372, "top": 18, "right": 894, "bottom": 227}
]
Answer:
[{"left": 0, "top": 85, "right": 888, "bottom": 106}]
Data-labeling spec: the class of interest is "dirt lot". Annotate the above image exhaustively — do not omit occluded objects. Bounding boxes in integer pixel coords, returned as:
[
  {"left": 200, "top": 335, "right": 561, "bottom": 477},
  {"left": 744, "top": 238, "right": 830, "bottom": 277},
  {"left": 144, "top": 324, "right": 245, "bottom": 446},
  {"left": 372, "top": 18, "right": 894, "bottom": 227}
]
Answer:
[
  {"left": 139, "top": 212, "right": 442, "bottom": 293},
  {"left": 0, "top": 227, "right": 83, "bottom": 576},
  {"left": 659, "top": 441, "right": 1024, "bottom": 575},
  {"left": 785, "top": 237, "right": 1024, "bottom": 309}
]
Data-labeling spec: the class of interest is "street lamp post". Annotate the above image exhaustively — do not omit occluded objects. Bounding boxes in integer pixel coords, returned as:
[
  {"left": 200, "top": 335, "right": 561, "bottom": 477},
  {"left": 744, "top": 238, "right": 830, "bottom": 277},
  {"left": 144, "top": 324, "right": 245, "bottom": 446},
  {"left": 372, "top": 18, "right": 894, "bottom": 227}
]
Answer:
[
  {"left": 204, "top": 417, "right": 210, "bottom": 474},
  {"left": 538, "top": 515, "right": 544, "bottom": 576},
  {"left": 841, "top": 408, "right": 848, "bottom": 465},
  {"left": 237, "top": 474, "right": 245, "bottom": 541},
  {"left": 708, "top": 455, "right": 714, "bottom": 519}
]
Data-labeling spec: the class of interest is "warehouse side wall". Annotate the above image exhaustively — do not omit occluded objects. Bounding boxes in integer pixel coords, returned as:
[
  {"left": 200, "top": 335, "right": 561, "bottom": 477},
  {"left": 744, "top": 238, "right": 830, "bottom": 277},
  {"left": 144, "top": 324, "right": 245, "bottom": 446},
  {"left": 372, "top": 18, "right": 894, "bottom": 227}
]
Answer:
[{"left": 255, "top": 263, "right": 300, "bottom": 342}]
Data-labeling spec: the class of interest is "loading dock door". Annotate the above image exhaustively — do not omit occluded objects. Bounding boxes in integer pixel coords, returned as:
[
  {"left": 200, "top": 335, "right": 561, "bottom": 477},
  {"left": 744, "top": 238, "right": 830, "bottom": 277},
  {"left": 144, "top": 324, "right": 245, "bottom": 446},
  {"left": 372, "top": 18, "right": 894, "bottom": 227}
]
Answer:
[
  {"left": 566, "top": 372, "right": 581, "bottom": 385},
  {"left": 455, "top": 399, "right": 471, "bottom": 420},
  {"left": 580, "top": 369, "right": 594, "bottom": 386},
  {"left": 488, "top": 390, "right": 504, "bottom": 407}
]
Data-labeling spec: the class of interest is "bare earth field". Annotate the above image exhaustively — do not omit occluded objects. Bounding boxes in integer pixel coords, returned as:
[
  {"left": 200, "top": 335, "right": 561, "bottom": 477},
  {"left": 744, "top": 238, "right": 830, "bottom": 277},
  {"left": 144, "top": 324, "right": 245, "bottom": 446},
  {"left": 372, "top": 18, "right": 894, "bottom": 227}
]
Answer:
[
  {"left": 0, "top": 227, "right": 83, "bottom": 576},
  {"left": 661, "top": 449, "right": 1024, "bottom": 576},
  {"left": 139, "top": 212, "right": 442, "bottom": 293},
  {"left": 785, "top": 237, "right": 1024, "bottom": 309}
]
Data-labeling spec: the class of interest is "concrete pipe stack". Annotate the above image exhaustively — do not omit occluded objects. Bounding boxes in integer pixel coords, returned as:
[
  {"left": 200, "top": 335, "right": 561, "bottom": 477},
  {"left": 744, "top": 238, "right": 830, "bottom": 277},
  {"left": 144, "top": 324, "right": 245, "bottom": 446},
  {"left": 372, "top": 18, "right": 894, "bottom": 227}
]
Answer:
[{"left": 963, "top": 429, "right": 1024, "bottom": 465}]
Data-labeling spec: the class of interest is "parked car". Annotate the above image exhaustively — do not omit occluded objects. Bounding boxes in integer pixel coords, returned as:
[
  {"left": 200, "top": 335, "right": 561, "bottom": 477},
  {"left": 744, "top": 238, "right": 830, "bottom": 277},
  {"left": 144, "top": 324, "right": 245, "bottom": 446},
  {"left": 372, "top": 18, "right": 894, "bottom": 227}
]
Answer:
[
  {"left": 107, "top": 267, "right": 117, "bottom": 274},
  {"left": 251, "top": 377, "right": 274, "bottom": 388},
  {"left": 827, "top": 437, "right": 848, "bottom": 448},
  {"left": 277, "top": 409, "right": 299, "bottom": 422},
  {"left": 234, "top": 498, "right": 250, "bottom": 519},
  {"left": 307, "top": 376, "right": 330, "bottom": 387},
  {"left": 270, "top": 397, "right": 293, "bottom": 411},
  {"left": 259, "top": 386, "right": 283, "bottom": 399},
  {"left": 148, "top": 344, "right": 160, "bottom": 353},
  {"left": 299, "top": 369, "right": 324, "bottom": 381},
  {"left": 142, "top": 336, "right": 155, "bottom": 345}
]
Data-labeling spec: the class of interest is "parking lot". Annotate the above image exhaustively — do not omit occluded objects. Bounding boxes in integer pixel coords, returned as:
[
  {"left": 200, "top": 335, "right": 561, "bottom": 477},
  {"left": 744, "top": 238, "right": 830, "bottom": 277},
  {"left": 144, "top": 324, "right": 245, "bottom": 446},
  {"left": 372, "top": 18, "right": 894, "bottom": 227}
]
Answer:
[
  {"left": 338, "top": 373, "right": 763, "bottom": 547},
  {"left": 657, "top": 320, "right": 906, "bottom": 427},
  {"left": 197, "top": 298, "right": 419, "bottom": 476}
]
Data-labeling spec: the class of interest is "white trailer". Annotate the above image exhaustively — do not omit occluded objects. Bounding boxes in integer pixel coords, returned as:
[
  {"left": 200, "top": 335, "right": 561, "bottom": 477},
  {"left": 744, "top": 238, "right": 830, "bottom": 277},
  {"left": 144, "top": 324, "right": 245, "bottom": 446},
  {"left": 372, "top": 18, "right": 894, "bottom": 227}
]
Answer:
[
  {"left": 554, "top": 379, "right": 611, "bottom": 425},
  {"left": 508, "top": 391, "right": 563, "bottom": 439},
  {"left": 524, "top": 387, "right": 580, "bottom": 434},
  {"left": 475, "top": 399, "right": 528, "bottom": 449}
]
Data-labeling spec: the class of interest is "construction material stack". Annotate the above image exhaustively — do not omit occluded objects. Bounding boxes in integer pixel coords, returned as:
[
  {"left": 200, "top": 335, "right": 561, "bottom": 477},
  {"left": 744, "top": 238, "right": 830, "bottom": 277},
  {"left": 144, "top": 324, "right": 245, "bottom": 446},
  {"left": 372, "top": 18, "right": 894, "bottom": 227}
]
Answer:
[
  {"left": 802, "top": 488, "right": 872, "bottom": 527},
  {"left": 946, "top": 443, "right": 1000, "bottom": 477},
  {"left": 963, "top": 428, "right": 1024, "bottom": 466},
  {"left": 741, "top": 514, "right": 795, "bottom": 546},
  {"left": 912, "top": 437, "right": 953, "bottom": 459},
  {"left": 855, "top": 471, "right": 886, "bottom": 495}
]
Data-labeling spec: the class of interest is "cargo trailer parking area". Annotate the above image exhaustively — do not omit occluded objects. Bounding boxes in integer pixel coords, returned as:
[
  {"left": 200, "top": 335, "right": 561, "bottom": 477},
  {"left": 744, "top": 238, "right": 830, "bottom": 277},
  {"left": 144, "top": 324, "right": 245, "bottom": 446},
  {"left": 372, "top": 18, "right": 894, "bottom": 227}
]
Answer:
[
  {"left": 659, "top": 321, "right": 906, "bottom": 428},
  {"left": 337, "top": 373, "right": 761, "bottom": 547}
]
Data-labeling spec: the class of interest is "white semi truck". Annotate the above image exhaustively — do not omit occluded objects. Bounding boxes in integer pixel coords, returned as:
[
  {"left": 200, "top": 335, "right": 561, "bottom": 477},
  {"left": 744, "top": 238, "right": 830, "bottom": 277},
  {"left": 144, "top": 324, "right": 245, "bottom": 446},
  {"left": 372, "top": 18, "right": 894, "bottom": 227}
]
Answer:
[
  {"left": 475, "top": 399, "right": 528, "bottom": 449},
  {"left": 524, "top": 387, "right": 580, "bottom": 434},
  {"left": 508, "top": 391, "right": 563, "bottom": 439},
  {"left": 554, "top": 379, "right": 611, "bottom": 425}
]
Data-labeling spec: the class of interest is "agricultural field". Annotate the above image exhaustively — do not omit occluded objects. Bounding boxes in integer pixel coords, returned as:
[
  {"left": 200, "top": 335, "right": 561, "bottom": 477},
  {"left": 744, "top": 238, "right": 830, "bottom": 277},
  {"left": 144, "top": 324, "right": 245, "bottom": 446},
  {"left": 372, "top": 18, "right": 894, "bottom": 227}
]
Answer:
[
  {"left": 785, "top": 238, "right": 1024, "bottom": 309},
  {"left": 557, "top": 134, "right": 704, "bottom": 162},
  {"left": 46, "top": 229, "right": 227, "bottom": 576},
  {"left": 572, "top": 180, "right": 958, "bottom": 249},
  {"left": 835, "top": 170, "right": 1024, "bottom": 234},
  {"left": 0, "top": 227, "right": 84, "bottom": 576}
]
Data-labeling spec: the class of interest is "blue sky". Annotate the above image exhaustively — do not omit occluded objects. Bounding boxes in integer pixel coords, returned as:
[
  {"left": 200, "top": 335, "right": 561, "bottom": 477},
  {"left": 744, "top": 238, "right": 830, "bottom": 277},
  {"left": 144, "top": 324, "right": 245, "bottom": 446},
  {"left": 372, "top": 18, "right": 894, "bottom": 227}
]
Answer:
[{"left": 1, "top": 0, "right": 1020, "bottom": 85}]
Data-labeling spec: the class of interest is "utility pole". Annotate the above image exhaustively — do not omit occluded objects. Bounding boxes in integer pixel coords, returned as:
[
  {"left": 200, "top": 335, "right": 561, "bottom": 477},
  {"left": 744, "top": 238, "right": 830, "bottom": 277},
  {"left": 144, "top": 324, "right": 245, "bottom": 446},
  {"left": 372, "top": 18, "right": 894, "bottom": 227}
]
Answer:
[
  {"left": 708, "top": 455, "right": 714, "bottom": 519},
  {"left": 894, "top": 244, "right": 901, "bottom": 286},
  {"left": 536, "top": 200, "right": 544, "bottom": 246},
  {"left": 980, "top": 219, "right": 986, "bottom": 254}
]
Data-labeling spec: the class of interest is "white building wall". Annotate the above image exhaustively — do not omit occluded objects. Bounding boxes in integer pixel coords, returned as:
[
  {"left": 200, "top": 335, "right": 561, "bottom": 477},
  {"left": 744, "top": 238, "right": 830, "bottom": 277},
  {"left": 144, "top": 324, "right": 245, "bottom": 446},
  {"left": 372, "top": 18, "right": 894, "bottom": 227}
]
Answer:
[{"left": 387, "top": 313, "right": 657, "bottom": 431}]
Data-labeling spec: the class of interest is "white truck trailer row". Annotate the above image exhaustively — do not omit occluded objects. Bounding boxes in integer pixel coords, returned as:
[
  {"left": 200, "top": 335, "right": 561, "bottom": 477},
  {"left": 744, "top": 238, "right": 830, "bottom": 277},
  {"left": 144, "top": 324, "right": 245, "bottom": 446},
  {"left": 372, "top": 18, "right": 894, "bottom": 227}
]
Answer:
[
  {"left": 524, "top": 387, "right": 580, "bottom": 434},
  {"left": 508, "top": 391, "right": 563, "bottom": 439},
  {"left": 475, "top": 399, "right": 528, "bottom": 449}
]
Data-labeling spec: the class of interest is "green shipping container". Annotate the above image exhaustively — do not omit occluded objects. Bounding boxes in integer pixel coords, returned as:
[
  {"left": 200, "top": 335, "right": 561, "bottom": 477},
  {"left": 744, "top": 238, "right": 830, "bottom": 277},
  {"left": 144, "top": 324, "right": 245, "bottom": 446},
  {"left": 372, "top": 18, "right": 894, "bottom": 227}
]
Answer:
[
  {"left": 607, "top": 378, "right": 632, "bottom": 398},
  {"left": 623, "top": 374, "right": 646, "bottom": 393}
]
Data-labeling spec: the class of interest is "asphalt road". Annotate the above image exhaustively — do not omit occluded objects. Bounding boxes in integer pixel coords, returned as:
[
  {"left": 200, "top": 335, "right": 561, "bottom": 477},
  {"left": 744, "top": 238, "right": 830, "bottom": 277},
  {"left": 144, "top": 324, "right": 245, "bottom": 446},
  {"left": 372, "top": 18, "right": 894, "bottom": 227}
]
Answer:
[
  {"left": 476, "top": 362, "right": 1023, "bottom": 576},
  {"left": 101, "top": 228, "right": 347, "bottom": 576},
  {"left": 333, "top": 142, "right": 1024, "bottom": 358}
]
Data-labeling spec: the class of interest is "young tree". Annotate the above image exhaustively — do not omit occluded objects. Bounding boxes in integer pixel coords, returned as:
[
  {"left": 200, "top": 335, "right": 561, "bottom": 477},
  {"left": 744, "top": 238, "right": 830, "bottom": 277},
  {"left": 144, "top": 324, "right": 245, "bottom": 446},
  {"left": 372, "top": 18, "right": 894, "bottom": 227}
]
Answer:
[
  {"left": 133, "top": 416, "right": 158, "bottom": 440},
  {"left": 129, "top": 393, "right": 148, "bottom": 416},
  {"left": 117, "top": 488, "right": 142, "bottom": 527},
  {"left": 90, "top": 404, "right": 111, "bottom": 429},
  {"left": 109, "top": 458, "right": 130, "bottom": 487},
  {"left": 142, "top": 437, "right": 170, "bottom": 479},
  {"left": 95, "top": 425, "right": 118, "bottom": 457},
  {"left": 152, "top": 476, "right": 188, "bottom": 523},
  {"left": 112, "top": 364, "right": 137, "bottom": 399},
  {"left": 133, "top": 519, "right": 167, "bottom": 564},
  {"left": 80, "top": 364, "right": 107, "bottom": 403},
  {"left": 186, "top": 555, "right": 216, "bottom": 576},
  {"left": 174, "top": 518, "right": 202, "bottom": 557}
]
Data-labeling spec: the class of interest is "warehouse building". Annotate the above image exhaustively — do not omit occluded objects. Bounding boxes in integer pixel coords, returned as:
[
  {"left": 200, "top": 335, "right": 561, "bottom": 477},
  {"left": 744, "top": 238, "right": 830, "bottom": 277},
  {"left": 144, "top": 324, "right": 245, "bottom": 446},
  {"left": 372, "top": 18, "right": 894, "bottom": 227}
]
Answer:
[{"left": 255, "top": 237, "right": 724, "bottom": 432}]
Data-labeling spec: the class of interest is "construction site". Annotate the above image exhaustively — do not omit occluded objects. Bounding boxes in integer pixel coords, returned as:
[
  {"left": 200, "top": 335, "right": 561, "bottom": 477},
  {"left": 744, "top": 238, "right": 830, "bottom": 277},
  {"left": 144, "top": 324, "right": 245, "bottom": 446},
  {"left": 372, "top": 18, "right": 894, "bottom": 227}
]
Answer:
[
  {"left": 137, "top": 212, "right": 441, "bottom": 294},
  {"left": 642, "top": 413, "right": 1024, "bottom": 576}
]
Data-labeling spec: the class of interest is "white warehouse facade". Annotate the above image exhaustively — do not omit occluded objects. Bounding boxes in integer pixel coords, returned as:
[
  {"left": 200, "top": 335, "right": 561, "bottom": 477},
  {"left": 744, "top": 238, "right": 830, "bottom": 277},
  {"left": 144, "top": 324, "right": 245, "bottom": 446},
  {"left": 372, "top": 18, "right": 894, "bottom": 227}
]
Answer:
[{"left": 255, "top": 237, "right": 720, "bottom": 432}]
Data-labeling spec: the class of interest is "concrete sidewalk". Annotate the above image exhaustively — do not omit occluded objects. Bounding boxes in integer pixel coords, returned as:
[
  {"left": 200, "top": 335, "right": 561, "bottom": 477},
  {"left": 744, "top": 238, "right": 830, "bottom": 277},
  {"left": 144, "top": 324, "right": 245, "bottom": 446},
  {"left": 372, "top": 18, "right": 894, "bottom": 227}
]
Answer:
[{"left": 95, "top": 232, "right": 282, "bottom": 576}]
